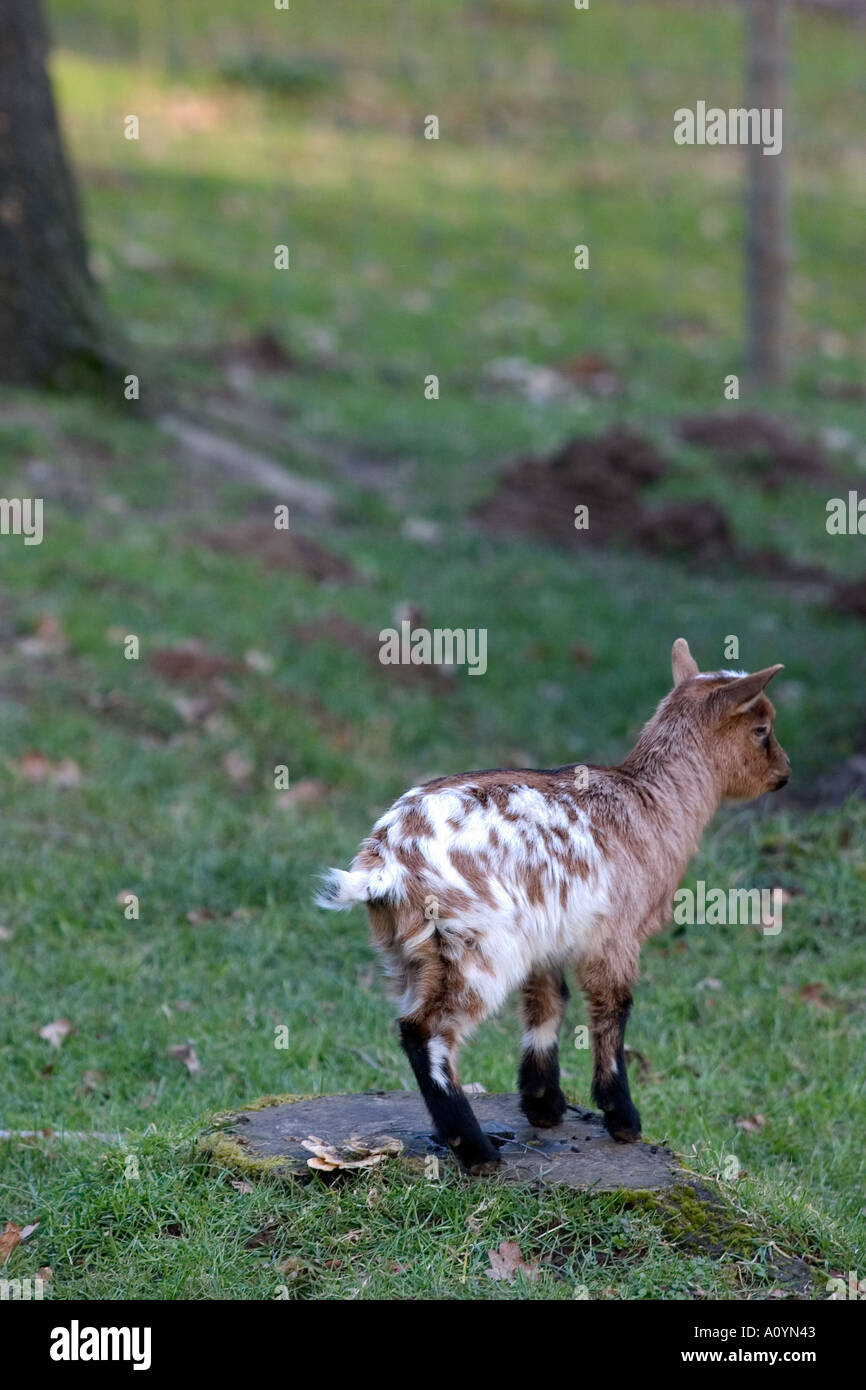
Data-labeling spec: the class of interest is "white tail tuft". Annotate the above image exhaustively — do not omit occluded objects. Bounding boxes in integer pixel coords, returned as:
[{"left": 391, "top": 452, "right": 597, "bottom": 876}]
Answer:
[
  {"left": 314, "top": 862, "right": 405, "bottom": 910},
  {"left": 314, "top": 869, "right": 370, "bottom": 911}
]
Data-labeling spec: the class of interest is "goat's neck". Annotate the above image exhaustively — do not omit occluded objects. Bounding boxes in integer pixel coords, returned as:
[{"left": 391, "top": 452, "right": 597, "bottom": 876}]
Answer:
[{"left": 618, "top": 724, "right": 722, "bottom": 865}]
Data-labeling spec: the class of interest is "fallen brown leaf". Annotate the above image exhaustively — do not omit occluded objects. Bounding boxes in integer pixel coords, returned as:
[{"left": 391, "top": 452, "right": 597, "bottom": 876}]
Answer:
[
  {"left": 799, "top": 982, "right": 833, "bottom": 1009},
  {"left": 222, "top": 750, "right": 254, "bottom": 786},
  {"left": 0, "top": 1222, "right": 22, "bottom": 1264},
  {"left": 17, "top": 754, "right": 82, "bottom": 787},
  {"left": 75, "top": 1070, "right": 105, "bottom": 1098},
  {"left": 16, "top": 615, "right": 68, "bottom": 658},
  {"left": 485, "top": 1241, "right": 541, "bottom": 1283},
  {"left": 735, "top": 1114, "right": 766, "bottom": 1133},
  {"left": 186, "top": 907, "right": 216, "bottom": 925},
  {"left": 244, "top": 1224, "right": 278, "bottom": 1249},
  {"left": 39, "top": 1019, "right": 73, "bottom": 1049},
  {"left": 167, "top": 1042, "right": 200, "bottom": 1076},
  {"left": 244, "top": 648, "right": 275, "bottom": 673}
]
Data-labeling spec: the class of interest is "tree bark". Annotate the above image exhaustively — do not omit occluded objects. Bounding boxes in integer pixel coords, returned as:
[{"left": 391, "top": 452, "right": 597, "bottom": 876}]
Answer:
[{"left": 0, "top": 0, "right": 120, "bottom": 386}]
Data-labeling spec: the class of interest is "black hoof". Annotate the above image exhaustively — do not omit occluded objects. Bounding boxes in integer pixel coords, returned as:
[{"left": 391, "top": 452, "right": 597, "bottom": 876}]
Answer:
[
  {"left": 468, "top": 1154, "right": 502, "bottom": 1177},
  {"left": 453, "top": 1133, "right": 502, "bottom": 1174},
  {"left": 520, "top": 1087, "right": 568, "bottom": 1129},
  {"left": 603, "top": 1106, "right": 642, "bottom": 1143}
]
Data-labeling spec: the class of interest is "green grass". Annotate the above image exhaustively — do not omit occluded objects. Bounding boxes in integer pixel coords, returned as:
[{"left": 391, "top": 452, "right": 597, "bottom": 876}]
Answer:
[{"left": 0, "top": 0, "right": 863, "bottom": 1299}]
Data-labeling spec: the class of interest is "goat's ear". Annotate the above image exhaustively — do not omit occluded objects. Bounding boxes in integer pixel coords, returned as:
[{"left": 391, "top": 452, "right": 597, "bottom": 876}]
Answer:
[
  {"left": 672, "top": 638, "right": 699, "bottom": 686},
  {"left": 719, "top": 664, "right": 784, "bottom": 715}
]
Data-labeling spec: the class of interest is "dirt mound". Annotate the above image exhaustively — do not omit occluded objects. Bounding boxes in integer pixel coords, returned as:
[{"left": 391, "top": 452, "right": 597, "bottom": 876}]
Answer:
[
  {"left": 476, "top": 427, "right": 866, "bottom": 614},
  {"left": 200, "top": 521, "right": 356, "bottom": 582},
  {"left": 677, "top": 411, "right": 832, "bottom": 492},
  {"left": 477, "top": 428, "right": 735, "bottom": 559},
  {"left": 149, "top": 641, "right": 239, "bottom": 685},
  {"left": 631, "top": 500, "right": 733, "bottom": 559}
]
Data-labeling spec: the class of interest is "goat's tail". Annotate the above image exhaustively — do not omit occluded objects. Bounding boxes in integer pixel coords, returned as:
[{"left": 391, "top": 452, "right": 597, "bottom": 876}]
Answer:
[{"left": 314, "top": 861, "right": 404, "bottom": 911}]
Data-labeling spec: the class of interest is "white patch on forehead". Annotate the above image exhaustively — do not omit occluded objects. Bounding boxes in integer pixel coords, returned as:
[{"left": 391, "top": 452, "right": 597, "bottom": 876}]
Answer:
[{"left": 695, "top": 670, "right": 748, "bottom": 680}]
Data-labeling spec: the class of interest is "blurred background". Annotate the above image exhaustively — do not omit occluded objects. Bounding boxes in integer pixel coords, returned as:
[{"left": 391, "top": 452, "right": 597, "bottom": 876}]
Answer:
[{"left": 0, "top": 0, "right": 864, "bottom": 1300}]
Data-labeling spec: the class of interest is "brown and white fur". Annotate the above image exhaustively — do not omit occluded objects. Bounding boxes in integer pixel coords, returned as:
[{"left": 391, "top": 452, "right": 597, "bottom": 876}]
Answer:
[{"left": 316, "top": 639, "right": 791, "bottom": 1174}]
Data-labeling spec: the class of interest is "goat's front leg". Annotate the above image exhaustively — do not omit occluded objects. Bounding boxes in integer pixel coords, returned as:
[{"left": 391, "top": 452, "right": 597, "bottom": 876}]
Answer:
[
  {"left": 579, "top": 960, "right": 641, "bottom": 1142},
  {"left": 518, "top": 967, "right": 569, "bottom": 1127}
]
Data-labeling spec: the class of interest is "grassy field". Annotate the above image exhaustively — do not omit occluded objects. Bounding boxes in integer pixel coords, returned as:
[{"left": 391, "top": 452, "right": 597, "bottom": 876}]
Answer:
[{"left": 0, "top": 0, "right": 863, "bottom": 1299}]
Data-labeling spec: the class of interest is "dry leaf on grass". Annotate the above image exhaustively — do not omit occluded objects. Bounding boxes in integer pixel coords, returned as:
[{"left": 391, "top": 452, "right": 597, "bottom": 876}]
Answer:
[
  {"left": 39, "top": 1019, "right": 73, "bottom": 1049},
  {"left": 16, "top": 615, "right": 68, "bottom": 658},
  {"left": 302, "top": 1133, "right": 403, "bottom": 1172},
  {"left": 244, "top": 1224, "right": 278, "bottom": 1249},
  {"left": 0, "top": 1220, "right": 39, "bottom": 1265},
  {"left": 735, "top": 1114, "right": 766, "bottom": 1133},
  {"left": 244, "top": 648, "right": 275, "bottom": 673},
  {"left": 799, "top": 982, "right": 835, "bottom": 1009},
  {"left": 0, "top": 925, "right": 14, "bottom": 941},
  {"left": 222, "top": 750, "right": 254, "bottom": 786},
  {"left": 17, "top": 754, "right": 82, "bottom": 787},
  {"left": 230, "top": 1179, "right": 254, "bottom": 1194},
  {"left": 0, "top": 1223, "right": 22, "bottom": 1265},
  {"left": 485, "top": 1241, "right": 541, "bottom": 1283},
  {"left": 171, "top": 695, "right": 215, "bottom": 726},
  {"left": 186, "top": 907, "right": 216, "bottom": 925},
  {"left": 75, "top": 1070, "right": 105, "bottom": 1098},
  {"left": 167, "top": 1043, "right": 200, "bottom": 1076}
]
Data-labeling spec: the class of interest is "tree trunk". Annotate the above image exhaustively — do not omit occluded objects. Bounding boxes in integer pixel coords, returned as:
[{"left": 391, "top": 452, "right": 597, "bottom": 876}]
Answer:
[
  {"left": 745, "top": 0, "right": 789, "bottom": 386},
  {"left": 0, "top": 0, "right": 120, "bottom": 386}
]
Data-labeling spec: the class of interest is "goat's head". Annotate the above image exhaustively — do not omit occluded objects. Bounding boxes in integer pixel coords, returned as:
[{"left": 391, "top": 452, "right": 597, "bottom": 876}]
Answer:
[{"left": 670, "top": 638, "right": 791, "bottom": 800}]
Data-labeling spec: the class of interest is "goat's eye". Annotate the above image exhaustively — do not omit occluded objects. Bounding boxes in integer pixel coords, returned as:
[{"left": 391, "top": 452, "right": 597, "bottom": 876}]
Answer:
[{"left": 753, "top": 725, "right": 769, "bottom": 738}]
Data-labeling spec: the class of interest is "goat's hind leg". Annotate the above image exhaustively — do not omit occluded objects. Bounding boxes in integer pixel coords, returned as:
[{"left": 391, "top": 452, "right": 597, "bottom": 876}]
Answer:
[
  {"left": 399, "top": 1017, "right": 500, "bottom": 1175},
  {"left": 580, "top": 960, "right": 641, "bottom": 1142},
  {"left": 518, "top": 967, "right": 569, "bottom": 1127}
]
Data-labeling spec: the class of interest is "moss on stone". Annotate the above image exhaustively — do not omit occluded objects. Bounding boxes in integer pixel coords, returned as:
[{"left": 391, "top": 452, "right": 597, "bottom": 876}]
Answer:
[
  {"left": 623, "top": 1181, "right": 785, "bottom": 1260},
  {"left": 198, "top": 1131, "right": 303, "bottom": 1180},
  {"left": 209, "top": 1093, "right": 317, "bottom": 1126}
]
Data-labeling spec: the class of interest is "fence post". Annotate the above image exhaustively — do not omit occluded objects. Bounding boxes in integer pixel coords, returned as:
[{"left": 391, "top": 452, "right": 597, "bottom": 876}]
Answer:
[{"left": 745, "top": 0, "right": 789, "bottom": 386}]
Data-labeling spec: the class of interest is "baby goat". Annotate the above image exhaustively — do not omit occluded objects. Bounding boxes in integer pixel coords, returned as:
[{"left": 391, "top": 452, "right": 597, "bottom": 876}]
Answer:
[{"left": 316, "top": 639, "right": 790, "bottom": 1174}]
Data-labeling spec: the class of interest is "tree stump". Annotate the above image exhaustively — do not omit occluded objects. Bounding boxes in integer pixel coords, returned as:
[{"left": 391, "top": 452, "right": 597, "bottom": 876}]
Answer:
[{"left": 202, "top": 1091, "right": 678, "bottom": 1190}]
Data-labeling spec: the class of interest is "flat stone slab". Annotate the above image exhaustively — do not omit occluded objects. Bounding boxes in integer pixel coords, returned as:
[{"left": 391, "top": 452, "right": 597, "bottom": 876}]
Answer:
[{"left": 207, "top": 1091, "right": 678, "bottom": 1190}]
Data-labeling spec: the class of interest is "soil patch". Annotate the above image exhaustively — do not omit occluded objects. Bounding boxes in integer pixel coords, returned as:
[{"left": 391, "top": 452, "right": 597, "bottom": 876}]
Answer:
[
  {"left": 677, "top": 410, "right": 834, "bottom": 492},
  {"left": 199, "top": 520, "right": 357, "bottom": 582},
  {"left": 476, "top": 427, "right": 735, "bottom": 560}
]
